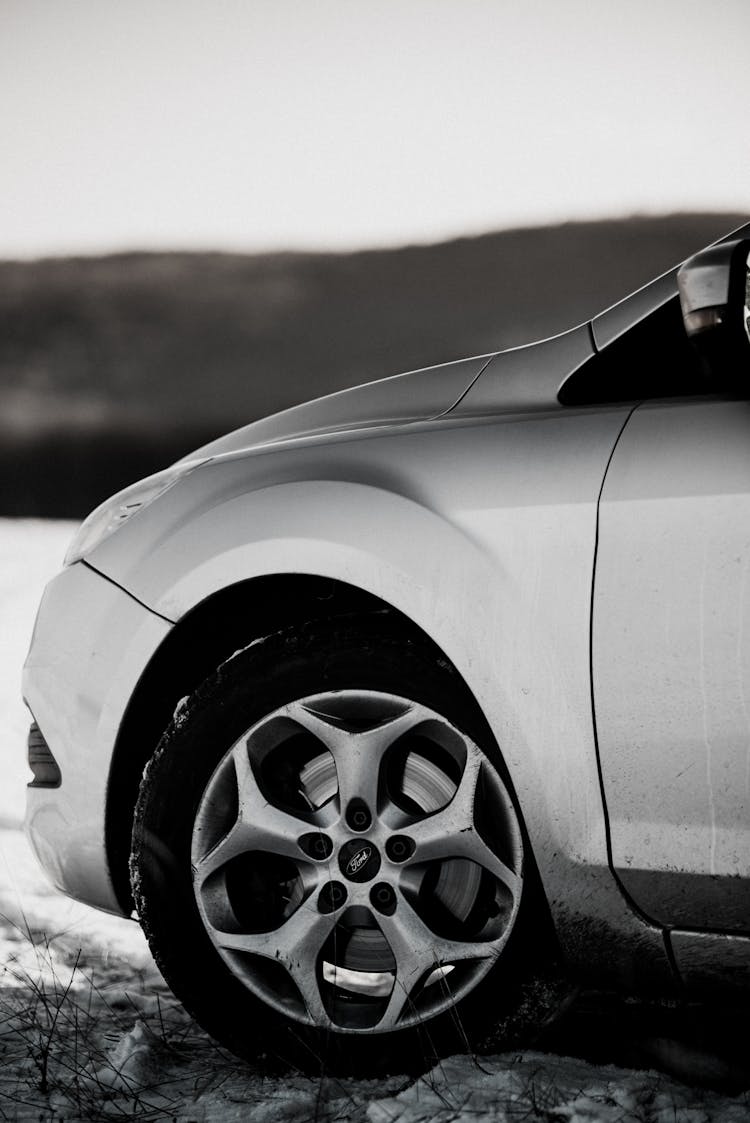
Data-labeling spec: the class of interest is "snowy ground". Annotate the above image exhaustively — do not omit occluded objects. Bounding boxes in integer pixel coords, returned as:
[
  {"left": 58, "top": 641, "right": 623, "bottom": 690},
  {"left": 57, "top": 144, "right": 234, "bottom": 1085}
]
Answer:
[{"left": 0, "top": 518, "right": 747, "bottom": 1120}]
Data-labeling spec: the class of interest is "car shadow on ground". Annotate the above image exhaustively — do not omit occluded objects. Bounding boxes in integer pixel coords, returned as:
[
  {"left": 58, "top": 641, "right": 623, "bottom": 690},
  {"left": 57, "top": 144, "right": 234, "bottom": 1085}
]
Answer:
[{"left": 535, "top": 986, "right": 749, "bottom": 1094}]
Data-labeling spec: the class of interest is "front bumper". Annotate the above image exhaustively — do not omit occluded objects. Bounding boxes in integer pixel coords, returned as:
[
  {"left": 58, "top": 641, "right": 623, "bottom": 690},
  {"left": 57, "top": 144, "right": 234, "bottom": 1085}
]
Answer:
[{"left": 23, "top": 562, "right": 171, "bottom": 914}]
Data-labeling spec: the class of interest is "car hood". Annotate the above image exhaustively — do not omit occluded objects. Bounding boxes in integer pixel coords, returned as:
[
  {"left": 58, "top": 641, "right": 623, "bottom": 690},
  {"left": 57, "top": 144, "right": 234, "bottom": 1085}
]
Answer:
[
  {"left": 184, "top": 353, "right": 492, "bottom": 460},
  {"left": 184, "top": 220, "right": 750, "bottom": 464}
]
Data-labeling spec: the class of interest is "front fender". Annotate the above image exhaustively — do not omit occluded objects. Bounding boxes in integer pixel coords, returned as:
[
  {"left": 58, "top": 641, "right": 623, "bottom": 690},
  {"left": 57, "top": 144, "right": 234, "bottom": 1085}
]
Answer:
[{"left": 88, "top": 414, "right": 672, "bottom": 985}]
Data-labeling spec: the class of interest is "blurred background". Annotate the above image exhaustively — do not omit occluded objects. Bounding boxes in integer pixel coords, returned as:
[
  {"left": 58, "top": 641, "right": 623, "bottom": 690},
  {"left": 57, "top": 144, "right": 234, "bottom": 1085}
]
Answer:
[{"left": 1, "top": 0, "right": 749, "bottom": 517}]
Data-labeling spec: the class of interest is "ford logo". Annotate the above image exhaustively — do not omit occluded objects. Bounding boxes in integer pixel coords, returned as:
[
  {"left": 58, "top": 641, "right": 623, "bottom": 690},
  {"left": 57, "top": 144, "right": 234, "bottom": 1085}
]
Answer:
[{"left": 346, "top": 845, "right": 372, "bottom": 876}]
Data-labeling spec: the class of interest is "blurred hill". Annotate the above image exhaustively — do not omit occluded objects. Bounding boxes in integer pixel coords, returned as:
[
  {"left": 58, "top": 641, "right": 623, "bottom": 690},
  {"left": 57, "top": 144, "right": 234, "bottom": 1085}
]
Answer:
[{"left": 1, "top": 212, "right": 745, "bottom": 516}]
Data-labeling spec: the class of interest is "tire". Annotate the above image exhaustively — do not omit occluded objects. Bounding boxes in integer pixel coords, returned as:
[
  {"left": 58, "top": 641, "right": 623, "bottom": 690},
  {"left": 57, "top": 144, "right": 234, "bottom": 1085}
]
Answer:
[{"left": 131, "top": 614, "right": 550, "bottom": 1074}]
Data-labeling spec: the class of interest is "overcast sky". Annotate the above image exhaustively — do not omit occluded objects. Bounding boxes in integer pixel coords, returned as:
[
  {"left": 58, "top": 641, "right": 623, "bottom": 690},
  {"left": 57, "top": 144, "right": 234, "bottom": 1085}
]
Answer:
[{"left": 2, "top": 0, "right": 749, "bottom": 258}]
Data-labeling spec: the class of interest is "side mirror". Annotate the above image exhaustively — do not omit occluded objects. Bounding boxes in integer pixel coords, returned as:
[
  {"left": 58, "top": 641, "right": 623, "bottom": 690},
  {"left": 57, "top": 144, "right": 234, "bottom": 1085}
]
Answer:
[{"left": 677, "top": 239, "right": 750, "bottom": 373}]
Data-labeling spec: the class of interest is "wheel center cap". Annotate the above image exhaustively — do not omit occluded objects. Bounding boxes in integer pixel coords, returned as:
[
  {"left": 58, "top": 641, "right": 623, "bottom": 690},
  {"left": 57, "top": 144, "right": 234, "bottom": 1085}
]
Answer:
[{"left": 339, "top": 838, "right": 381, "bottom": 883}]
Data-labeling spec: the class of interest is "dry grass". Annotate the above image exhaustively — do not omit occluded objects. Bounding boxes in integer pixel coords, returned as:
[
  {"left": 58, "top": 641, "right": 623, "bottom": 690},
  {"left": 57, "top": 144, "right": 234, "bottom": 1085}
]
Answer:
[
  {"left": 0, "top": 907, "right": 410, "bottom": 1121},
  {"left": 0, "top": 912, "right": 238, "bottom": 1119}
]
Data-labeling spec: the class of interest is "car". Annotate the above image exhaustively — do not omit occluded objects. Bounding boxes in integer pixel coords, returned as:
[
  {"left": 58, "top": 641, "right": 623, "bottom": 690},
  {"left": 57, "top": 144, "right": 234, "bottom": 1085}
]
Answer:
[{"left": 23, "top": 223, "right": 750, "bottom": 1073}]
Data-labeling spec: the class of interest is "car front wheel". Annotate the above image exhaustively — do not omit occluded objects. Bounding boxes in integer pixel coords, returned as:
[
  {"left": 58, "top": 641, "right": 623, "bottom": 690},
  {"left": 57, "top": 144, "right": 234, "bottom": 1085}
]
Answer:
[{"left": 131, "top": 616, "right": 543, "bottom": 1073}]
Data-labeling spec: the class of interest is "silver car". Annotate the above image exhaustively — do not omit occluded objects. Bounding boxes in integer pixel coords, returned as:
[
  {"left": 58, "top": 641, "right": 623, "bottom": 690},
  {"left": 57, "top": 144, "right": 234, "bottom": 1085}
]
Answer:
[{"left": 23, "top": 224, "right": 750, "bottom": 1072}]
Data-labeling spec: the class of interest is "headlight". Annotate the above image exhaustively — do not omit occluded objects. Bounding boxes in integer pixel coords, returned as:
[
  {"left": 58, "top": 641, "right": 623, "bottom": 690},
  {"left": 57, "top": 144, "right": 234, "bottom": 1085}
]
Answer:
[{"left": 63, "top": 460, "right": 207, "bottom": 566}]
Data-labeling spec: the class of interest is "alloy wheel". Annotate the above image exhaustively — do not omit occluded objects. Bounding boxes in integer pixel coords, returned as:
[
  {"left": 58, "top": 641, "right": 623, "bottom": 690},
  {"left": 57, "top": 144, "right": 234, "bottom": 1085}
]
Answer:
[{"left": 191, "top": 689, "right": 524, "bottom": 1033}]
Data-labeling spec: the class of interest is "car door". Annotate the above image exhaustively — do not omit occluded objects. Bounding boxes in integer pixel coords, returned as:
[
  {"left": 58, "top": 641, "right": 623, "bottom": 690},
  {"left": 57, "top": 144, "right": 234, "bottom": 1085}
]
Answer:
[{"left": 594, "top": 396, "right": 750, "bottom": 933}]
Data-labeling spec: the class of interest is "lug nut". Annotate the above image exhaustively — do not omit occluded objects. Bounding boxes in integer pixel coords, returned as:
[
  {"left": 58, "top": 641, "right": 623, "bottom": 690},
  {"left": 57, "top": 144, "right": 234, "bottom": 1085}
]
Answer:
[
  {"left": 386, "top": 835, "right": 415, "bottom": 862},
  {"left": 346, "top": 798, "right": 372, "bottom": 832},
  {"left": 298, "top": 832, "right": 333, "bottom": 860},
  {"left": 369, "top": 882, "right": 396, "bottom": 916},
  {"left": 318, "top": 881, "right": 347, "bottom": 913}
]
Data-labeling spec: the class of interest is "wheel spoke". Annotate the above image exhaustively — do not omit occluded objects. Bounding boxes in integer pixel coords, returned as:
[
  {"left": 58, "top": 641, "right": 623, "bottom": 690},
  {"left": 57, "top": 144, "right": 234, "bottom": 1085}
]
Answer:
[
  {"left": 282, "top": 703, "right": 351, "bottom": 763},
  {"left": 406, "top": 749, "right": 521, "bottom": 897},
  {"left": 440, "top": 744, "right": 482, "bottom": 827},
  {"left": 391, "top": 890, "right": 499, "bottom": 966},
  {"left": 193, "top": 818, "right": 256, "bottom": 882},
  {"left": 375, "top": 892, "right": 496, "bottom": 1029},
  {"left": 193, "top": 814, "right": 309, "bottom": 882},
  {"left": 209, "top": 901, "right": 337, "bottom": 1024},
  {"left": 193, "top": 744, "right": 315, "bottom": 880},
  {"left": 235, "top": 742, "right": 314, "bottom": 842},
  {"left": 288, "top": 701, "right": 426, "bottom": 814},
  {"left": 410, "top": 817, "right": 520, "bottom": 897}
]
